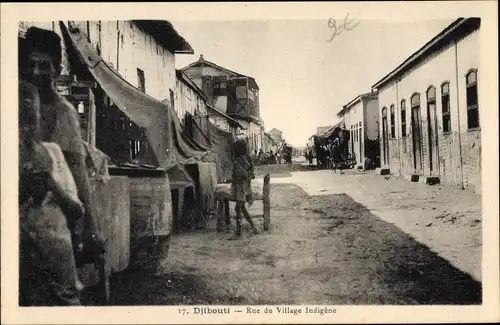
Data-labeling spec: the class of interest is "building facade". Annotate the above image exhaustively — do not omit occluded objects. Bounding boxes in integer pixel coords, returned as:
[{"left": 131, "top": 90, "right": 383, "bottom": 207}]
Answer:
[
  {"left": 175, "top": 70, "right": 208, "bottom": 137},
  {"left": 337, "top": 92, "right": 379, "bottom": 165},
  {"left": 316, "top": 125, "right": 333, "bottom": 136},
  {"left": 181, "top": 55, "right": 265, "bottom": 153},
  {"left": 268, "top": 128, "right": 284, "bottom": 144},
  {"left": 263, "top": 132, "right": 279, "bottom": 153},
  {"left": 372, "top": 18, "right": 481, "bottom": 193},
  {"left": 207, "top": 104, "right": 244, "bottom": 136},
  {"left": 19, "top": 20, "right": 194, "bottom": 165}
]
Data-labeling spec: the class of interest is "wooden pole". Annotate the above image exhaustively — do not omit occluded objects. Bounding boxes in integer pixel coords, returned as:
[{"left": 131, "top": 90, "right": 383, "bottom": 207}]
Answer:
[
  {"left": 263, "top": 174, "right": 271, "bottom": 231},
  {"left": 88, "top": 87, "right": 96, "bottom": 147},
  {"left": 216, "top": 200, "right": 224, "bottom": 232},
  {"left": 224, "top": 200, "right": 230, "bottom": 227}
]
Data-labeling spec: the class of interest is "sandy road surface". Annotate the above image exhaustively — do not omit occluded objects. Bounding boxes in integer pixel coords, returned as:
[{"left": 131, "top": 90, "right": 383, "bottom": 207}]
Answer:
[{"left": 110, "top": 164, "right": 481, "bottom": 305}]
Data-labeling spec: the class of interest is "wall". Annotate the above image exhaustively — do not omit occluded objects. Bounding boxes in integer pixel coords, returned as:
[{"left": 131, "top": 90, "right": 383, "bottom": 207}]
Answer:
[
  {"left": 236, "top": 120, "right": 263, "bottom": 154},
  {"left": 268, "top": 129, "right": 283, "bottom": 142},
  {"left": 20, "top": 21, "right": 177, "bottom": 103},
  {"left": 364, "top": 97, "right": 380, "bottom": 140},
  {"left": 214, "top": 96, "right": 228, "bottom": 113},
  {"left": 456, "top": 32, "right": 481, "bottom": 194},
  {"left": 183, "top": 65, "right": 262, "bottom": 122},
  {"left": 175, "top": 78, "right": 207, "bottom": 125},
  {"left": 345, "top": 100, "right": 365, "bottom": 164},
  {"left": 19, "top": 20, "right": 185, "bottom": 166},
  {"left": 377, "top": 30, "right": 481, "bottom": 192},
  {"left": 209, "top": 115, "right": 230, "bottom": 132}
]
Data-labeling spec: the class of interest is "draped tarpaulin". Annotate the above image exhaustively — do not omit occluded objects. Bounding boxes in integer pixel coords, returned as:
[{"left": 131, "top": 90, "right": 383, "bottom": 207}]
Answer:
[
  {"left": 61, "top": 21, "right": 211, "bottom": 171},
  {"left": 61, "top": 21, "right": 226, "bottom": 229},
  {"left": 191, "top": 115, "right": 211, "bottom": 148},
  {"left": 208, "top": 122, "right": 236, "bottom": 182}
]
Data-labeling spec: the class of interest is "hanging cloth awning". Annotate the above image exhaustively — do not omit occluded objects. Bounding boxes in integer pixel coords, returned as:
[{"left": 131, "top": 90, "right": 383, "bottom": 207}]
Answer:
[
  {"left": 318, "top": 120, "right": 344, "bottom": 139},
  {"left": 60, "top": 21, "right": 209, "bottom": 169}
]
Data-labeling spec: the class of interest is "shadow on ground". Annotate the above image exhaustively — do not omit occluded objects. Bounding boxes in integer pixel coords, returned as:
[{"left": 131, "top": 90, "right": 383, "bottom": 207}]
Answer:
[
  {"left": 108, "top": 185, "right": 481, "bottom": 305},
  {"left": 305, "top": 194, "right": 482, "bottom": 305},
  {"left": 110, "top": 270, "right": 250, "bottom": 305}
]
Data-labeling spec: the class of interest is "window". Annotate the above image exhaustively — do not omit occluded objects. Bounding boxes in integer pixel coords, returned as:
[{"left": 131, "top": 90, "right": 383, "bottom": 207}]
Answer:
[
  {"left": 129, "top": 140, "right": 141, "bottom": 159},
  {"left": 137, "top": 68, "right": 145, "bottom": 92},
  {"left": 411, "top": 93, "right": 420, "bottom": 107},
  {"left": 466, "top": 69, "right": 479, "bottom": 129},
  {"left": 401, "top": 99, "right": 407, "bottom": 137},
  {"left": 441, "top": 82, "right": 451, "bottom": 133},
  {"left": 169, "top": 89, "right": 175, "bottom": 110},
  {"left": 390, "top": 105, "right": 395, "bottom": 138}
]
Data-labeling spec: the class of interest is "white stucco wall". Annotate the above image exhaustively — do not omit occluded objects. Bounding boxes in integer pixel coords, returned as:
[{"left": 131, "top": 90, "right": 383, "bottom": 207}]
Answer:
[
  {"left": 364, "top": 97, "right": 380, "bottom": 140},
  {"left": 20, "top": 20, "right": 177, "bottom": 103},
  {"left": 344, "top": 100, "right": 365, "bottom": 164},
  {"left": 209, "top": 115, "right": 230, "bottom": 132},
  {"left": 175, "top": 77, "right": 207, "bottom": 123},
  {"left": 376, "top": 29, "right": 480, "bottom": 191},
  {"left": 214, "top": 96, "right": 228, "bottom": 113}
]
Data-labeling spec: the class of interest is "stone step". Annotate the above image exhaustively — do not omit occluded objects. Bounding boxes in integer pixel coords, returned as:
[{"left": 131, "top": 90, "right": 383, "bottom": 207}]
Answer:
[
  {"left": 419, "top": 176, "right": 441, "bottom": 185},
  {"left": 376, "top": 167, "right": 390, "bottom": 175},
  {"left": 404, "top": 174, "right": 420, "bottom": 182}
]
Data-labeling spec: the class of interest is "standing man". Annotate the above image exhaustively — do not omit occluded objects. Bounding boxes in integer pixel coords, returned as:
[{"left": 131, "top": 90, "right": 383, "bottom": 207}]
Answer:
[
  {"left": 19, "top": 27, "right": 101, "bottom": 268},
  {"left": 229, "top": 138, "right": 258, "bottom": 240}
]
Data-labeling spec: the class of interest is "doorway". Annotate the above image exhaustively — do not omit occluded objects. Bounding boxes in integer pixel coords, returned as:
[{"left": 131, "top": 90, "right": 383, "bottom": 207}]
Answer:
[
  {"left": 359, "top": 127, "right": 363, "bottom": 164},
  {"left": 426, "top": 87, "right": 439, "bottom": 175},
  {"left": 381, "top": 107, "right": 389, "bottom": 166},
  {"left": 411, "top": 105, "right": 423, "bottom": 172}
]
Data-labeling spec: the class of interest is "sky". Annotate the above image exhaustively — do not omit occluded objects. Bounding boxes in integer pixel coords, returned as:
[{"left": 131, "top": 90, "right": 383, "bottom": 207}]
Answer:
[{"left": 172, "top": 18, "right": 455, "bottom": 147}]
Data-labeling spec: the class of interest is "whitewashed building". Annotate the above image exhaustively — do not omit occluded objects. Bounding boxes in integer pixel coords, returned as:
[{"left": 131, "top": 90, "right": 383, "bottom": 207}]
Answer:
[
  {"left": 174, "top": 69, "right": 207, "bottom": 125},
  {"left": 207, "top": 105, "right": 244, "bottom": 136},
  {"left": 19, "top": 20, "right": 194, "bottom": 165},
  {"left": 337, "top": 92, "right": 379, "bottom": 166},
  {"left": 372, "top": 18, "right": 481, "bottom": 193}
]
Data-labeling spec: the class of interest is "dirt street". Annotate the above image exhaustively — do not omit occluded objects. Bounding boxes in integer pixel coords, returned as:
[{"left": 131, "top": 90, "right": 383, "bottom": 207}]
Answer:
[{"left": 110, "top": 163, "right": 481, "bottom": 305}]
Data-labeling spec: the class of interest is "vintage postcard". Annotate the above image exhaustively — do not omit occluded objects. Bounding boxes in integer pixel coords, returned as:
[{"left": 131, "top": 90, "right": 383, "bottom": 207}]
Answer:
[{"left": 1, "top": 1, "right": 499, "bottom": 324}]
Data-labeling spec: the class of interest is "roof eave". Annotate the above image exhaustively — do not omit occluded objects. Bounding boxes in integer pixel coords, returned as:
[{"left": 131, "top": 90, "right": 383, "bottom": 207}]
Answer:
[
  {"left": 132, "top": 20, "right": 195, "bottom": 55},
  {"left": 207, "top": 105, "right": 246, "bottom": 129},
  {"left": 176, "top": 70, "right": 207, "bottom": 100},
  {"left": 372, "top": 18, "right": 479, "bottom": 90}
]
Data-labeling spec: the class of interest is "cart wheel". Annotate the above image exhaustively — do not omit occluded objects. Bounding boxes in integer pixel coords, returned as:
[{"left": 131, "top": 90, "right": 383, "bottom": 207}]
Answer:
[{"left": 96, "top": 254, "right": 111, "bottom": 305}]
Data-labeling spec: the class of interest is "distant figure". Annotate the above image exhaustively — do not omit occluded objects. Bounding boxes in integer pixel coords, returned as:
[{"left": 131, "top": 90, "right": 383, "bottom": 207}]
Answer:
[{"left": 331, "top": 137, "right": 344, "bottom": 174}]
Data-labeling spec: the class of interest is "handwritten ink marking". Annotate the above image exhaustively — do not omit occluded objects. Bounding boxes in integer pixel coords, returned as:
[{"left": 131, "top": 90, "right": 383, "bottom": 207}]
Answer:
[{"left": 327, "top": 12, "right": 362, "bottom": 42}]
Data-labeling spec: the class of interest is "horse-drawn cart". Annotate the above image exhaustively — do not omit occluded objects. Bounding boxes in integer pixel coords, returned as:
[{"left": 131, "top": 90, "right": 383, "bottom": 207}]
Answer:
[{"left": 342, "top": 154, "right": 357, "bottom": 169}]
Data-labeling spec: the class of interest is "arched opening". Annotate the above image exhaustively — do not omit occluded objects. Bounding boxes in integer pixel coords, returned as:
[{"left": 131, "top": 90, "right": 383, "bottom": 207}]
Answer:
[
  {"left": 381, "top": 107, "right": 389, "bottom": 165},
  {"left": 426, "top": 86, "right": 439, "bottom": 174},
  {"left": 410, "top": 93, "right": 423, "bottom": 172},
  {"left": 466, "top": 69, "right": 479, "bottom": 129}
]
